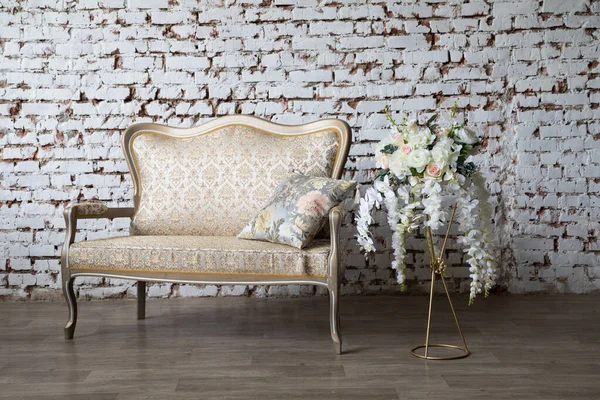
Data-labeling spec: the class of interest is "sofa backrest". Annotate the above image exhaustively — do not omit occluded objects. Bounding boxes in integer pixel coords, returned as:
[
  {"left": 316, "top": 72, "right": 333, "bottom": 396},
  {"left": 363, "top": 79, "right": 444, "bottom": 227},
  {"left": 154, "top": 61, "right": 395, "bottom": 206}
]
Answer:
[{"left": 123, "top": 115, "right": 351, "bottom": 236}]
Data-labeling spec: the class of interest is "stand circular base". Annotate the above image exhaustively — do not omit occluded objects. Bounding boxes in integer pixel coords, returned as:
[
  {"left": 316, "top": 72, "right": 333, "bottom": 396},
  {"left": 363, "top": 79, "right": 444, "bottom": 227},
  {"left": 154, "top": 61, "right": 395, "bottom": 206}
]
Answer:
[{"left": 410, "top": 344, "right": 470, "bottom": 360}]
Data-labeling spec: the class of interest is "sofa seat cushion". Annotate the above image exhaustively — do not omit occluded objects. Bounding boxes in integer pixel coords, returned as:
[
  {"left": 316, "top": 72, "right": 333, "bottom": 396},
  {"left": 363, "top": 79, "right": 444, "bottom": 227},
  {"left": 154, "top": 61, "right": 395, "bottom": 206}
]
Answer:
[{"left": 68, "top": 236, "right": 330, "bottom": 278}]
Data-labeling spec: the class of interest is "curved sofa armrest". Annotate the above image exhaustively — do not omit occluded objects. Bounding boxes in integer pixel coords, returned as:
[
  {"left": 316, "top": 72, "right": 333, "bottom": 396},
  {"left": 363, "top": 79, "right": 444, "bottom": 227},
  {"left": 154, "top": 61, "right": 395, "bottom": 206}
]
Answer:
[
  {"left": 327, "top": 205, "right": 345, "bottom": 280},
  {"left": 328, "top": 205, "right": 346, "bottom": 222},
  {"left": 65, "top": 201, "right": 135, "bottom": 220},
  {"left": 67, "top": 201, "right": 108, "bottom": 217},
  {"left": 62, "top": 202, "right": 135, "bottom": 272}
]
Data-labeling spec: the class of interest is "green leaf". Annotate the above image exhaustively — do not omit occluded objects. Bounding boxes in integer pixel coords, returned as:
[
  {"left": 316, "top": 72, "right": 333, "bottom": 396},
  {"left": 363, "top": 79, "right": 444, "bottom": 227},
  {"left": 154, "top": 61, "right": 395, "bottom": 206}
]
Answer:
[
  {"left": 457, "top": 161, "right": 478, "bottom": 177},
  {"left": 450, "top": 102, "right": 459, "bottom": 118},
  {"left": 380, "top": 144, "right": 398, "bottom": 155},
  {"left": 461, "top": 144, "right": 473, "bottom": 154},
  {"left": 428, "top": 123, "right": 438, "bottom": 134},
  {"left": 375, "top": 168, "right": 390, "bottom": 179},
  {"left": 384, "top": 107, "right": 404, "bottom": 135},
  {"left": 426, "top": 114, "right": 438, "bottom": 126}
]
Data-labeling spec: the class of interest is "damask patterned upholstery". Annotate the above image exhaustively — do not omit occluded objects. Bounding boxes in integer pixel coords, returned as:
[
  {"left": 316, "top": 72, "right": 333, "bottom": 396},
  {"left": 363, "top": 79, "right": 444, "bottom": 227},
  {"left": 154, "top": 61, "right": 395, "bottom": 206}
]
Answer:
[
  {"left": 130, "top": 125, "right": 340, "bottom": 236},
  {"left": 69, "top": 236, "right": 330, "bottom": 277},
  {"left": 69, "top": 201, "right": 109, "bottom": 216}
]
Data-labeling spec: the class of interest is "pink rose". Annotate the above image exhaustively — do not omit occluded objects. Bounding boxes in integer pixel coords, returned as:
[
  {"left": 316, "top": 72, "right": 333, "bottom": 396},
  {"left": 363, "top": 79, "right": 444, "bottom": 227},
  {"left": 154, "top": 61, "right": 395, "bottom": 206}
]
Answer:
[
  {"left": 426, "top": 163, "right": 442, "bottom": 178},
  {"left": 401, "top": 144, "right": 413, "bottom": 155},
  {"left": 297, "top": 191, "right": 329, "bottom": 218},
  {"left": 393, "top": 133, "right": 402, "bottom": 142}
]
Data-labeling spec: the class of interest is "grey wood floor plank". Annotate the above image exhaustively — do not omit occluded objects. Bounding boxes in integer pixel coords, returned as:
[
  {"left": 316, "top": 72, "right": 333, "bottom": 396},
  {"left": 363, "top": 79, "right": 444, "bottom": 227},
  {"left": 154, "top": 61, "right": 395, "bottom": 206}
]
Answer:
[
  {"left": 343, "top": 361, "right": 529, "bottom": 378},
  {"left": 401, "top": 388, "right": 596, "bottom": 400},
  {"left": 0, "top": 379, "right": 179, "bottom": 397},
  {"left": 0, "top": 369, "right": 92, "bottom": 384},
  {"left": 116, "top": 388, "right": 400, "bottom": 400},
  {"left": 441, "top": 373, "right": 600, "bottom": 397},
  {"left": 0, "top": 394, "right": 118, "bottom": 400},
  {"left": 84, "top": 365, "right": 346, "bottom": 380},
  {"left": 175, "top": 375, "right": 450, "bottom": 393}
]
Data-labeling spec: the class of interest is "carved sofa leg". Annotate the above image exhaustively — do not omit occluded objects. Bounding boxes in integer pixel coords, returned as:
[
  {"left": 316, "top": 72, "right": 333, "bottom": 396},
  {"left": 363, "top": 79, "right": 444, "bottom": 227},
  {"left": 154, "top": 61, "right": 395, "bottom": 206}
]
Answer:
[
  {"left": 328, "top": 285, "right": 342, "bottom": 355},
  {"left": 137, "top": 281, "right": 146, "bottom": 320},
  {"left": 63, "top": 276, "right": 77, "bottom": 340},
  {"left": 327, "top": 205, "right": 344, "bottom": 354}
]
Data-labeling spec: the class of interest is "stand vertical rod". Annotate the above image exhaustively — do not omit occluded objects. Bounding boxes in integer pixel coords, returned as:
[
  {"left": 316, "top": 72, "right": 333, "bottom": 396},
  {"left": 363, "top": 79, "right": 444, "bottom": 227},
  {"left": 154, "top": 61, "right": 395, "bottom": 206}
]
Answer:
[
  {"left": 425, "top": 226, "right": 437, "bottom": 261},
  {"left": 424, "top": 269, "right": 436, "bottom": 358}
]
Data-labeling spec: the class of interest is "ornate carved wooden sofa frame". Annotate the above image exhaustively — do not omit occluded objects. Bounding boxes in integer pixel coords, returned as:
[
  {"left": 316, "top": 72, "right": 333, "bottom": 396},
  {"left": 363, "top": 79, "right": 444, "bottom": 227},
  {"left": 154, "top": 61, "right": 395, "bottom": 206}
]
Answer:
[{"left": 61, "top": 115, "right": 351, "bottom": 354}]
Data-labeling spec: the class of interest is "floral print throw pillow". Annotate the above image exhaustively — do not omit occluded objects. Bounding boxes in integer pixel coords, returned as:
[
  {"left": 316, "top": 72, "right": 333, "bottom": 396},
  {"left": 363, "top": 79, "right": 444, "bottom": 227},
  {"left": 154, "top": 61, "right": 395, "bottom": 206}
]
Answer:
[{"left": 238, "top": 173, "right": 356, "bottom": 249}]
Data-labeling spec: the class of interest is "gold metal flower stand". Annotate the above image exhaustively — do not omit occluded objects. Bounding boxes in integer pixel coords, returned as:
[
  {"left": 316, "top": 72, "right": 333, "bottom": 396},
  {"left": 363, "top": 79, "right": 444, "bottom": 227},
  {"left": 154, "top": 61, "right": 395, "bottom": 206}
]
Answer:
[{"left": 410, "top": 205, "right": 470, "bottom": 360}]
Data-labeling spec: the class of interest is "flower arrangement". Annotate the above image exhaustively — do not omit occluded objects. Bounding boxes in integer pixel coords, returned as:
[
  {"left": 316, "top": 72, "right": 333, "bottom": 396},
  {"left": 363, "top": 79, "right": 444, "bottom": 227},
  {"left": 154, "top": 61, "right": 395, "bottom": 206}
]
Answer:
[{"left": 356, "top": 107, "right": 496, "bottom": 304}]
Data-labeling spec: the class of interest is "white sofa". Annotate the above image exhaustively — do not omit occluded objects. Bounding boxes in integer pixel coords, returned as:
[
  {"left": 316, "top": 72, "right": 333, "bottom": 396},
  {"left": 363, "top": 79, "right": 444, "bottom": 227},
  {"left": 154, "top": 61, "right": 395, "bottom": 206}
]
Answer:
[{"left": 61, "top": 115, "right": 351, "bottom": 354}]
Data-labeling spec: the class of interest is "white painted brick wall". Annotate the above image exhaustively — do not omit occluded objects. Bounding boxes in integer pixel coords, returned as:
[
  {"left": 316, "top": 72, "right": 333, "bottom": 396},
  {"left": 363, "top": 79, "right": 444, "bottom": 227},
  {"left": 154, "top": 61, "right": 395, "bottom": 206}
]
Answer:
[{"left": 1, "top": 0, "right": 599, "bottom": 300}]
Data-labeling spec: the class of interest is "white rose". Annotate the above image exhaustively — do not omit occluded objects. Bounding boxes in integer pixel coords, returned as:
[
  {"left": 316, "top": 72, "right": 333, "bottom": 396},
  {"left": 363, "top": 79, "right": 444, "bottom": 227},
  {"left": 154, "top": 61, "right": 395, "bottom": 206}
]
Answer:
[
  {"left": 454, "top": 127, "right": 479, "bottom": 145},
  {"left": 388, "top": 152, "right": 410, "bottom": 177},
  {"left": 431, "top": 138, "right": 453, "bottom": 168},
  {"left": 407, "top": 148, "right": 431, "bottom": 173},
  {"left": 407, "top": 128, "right": 435, "bottom": 149}
]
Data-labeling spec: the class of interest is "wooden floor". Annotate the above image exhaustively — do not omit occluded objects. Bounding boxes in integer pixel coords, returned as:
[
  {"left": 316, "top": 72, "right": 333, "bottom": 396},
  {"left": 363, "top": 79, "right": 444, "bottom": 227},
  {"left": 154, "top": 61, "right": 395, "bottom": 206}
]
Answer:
[{"left": 1, "top": 294, "right": 599, "bottom": 399}]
